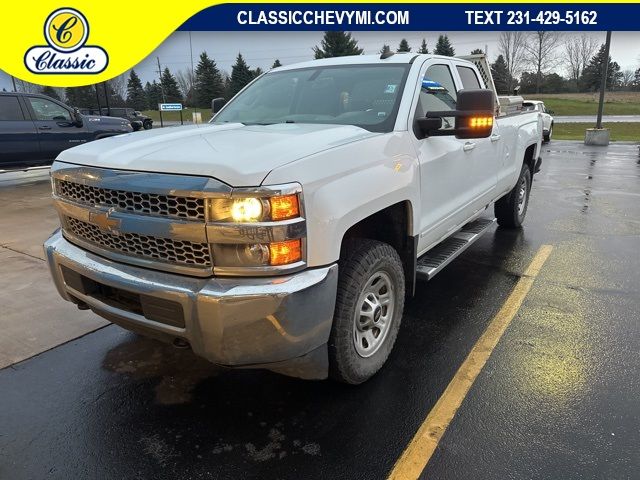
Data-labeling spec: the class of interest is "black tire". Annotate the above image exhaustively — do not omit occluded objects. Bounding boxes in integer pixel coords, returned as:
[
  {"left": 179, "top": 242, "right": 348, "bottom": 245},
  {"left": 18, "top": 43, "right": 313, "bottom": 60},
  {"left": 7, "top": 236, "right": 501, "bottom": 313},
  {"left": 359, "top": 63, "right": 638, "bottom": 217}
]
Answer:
[
  {"left": 143, "top": 120, "right": 153, "bottom": 130},
  {"left": 543, "top": 123, "right": 552, "bottom": 142},
  {"left": 495, "top": 163, "right": 532, "bottom": 228},
  {"left": 329, "top": 239, "right": 405, "bottom": 384}
]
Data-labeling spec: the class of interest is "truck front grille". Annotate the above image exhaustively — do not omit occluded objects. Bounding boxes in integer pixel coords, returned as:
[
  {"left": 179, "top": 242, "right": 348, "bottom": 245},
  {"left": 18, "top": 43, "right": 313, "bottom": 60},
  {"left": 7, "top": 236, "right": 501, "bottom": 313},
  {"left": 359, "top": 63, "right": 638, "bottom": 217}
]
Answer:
[
  {"left": 65, "top": 216, "right": 212, "bottom": 267},
  {"left": 56, "top": 179, "right": 206, "bottom": 221}
]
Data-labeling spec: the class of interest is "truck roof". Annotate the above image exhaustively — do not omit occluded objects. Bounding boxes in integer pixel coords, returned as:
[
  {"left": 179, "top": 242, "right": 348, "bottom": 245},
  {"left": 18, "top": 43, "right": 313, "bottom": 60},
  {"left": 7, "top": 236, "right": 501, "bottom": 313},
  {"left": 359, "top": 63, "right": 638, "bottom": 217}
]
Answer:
[{"left": 274, "top": 53, "right": 470, "bottom": 71}]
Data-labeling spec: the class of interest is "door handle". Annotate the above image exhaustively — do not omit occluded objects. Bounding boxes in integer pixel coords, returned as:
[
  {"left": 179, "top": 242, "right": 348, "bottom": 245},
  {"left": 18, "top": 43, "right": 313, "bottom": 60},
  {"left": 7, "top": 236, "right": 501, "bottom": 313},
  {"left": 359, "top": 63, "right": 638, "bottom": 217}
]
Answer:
[
  {"left": 38, "top": 125, "right": 52, "bottom": 130},
  {"left": 490, "top": 134, "right": 501, "bottom": 142},
  {"left": 463, "top": 142, "right": 476, "bottom": 152}
]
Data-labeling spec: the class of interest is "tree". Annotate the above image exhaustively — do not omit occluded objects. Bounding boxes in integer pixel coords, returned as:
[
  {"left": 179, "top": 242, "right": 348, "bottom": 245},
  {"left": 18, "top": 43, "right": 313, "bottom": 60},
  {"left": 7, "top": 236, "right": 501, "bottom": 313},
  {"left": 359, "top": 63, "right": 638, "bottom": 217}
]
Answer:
[
  {"left": 498, "top": 32, "right": 527, "bottom": 93},
  {"left": 228, "top": 53, "right": 254, "bottom": 98},
  {"left": 634, "top": 68, "right": 640, "bottom": 90},
  {"left": 272, "top": 59, "right": 282, "bottom": 68},
  {"left": 40, "top": 85, "right": 61, "bottom": 101},
  {"left": 470, "top": 48, "right": 484, "bottom": 55},
  {"left": 580, "top": 43, "right": 622, "bottom": 91},
  {"left": 523, "top": 32, "right": 562, "bottom": 93},
  {"left": 193, "top": 52, "right": 224, "bottom": 108},
  {"left": 96, "top": 81, "right": 126, "bottom": 109},
  {"left": 313, "top": 31, "right": 363, "bottom": 59},
  {"left": 380, "top": 44, "right": 391, "bottom": 55},
  {"left": 176, "top": 69, "right": 195, "bottom": 107},
  {"left": 397, "top": 39, "right": 411, "bottom": 52},
  {"left": 418, "top": 38, "right": 429, "bottom": 54},
  {"left": 65, "top": 86, "right": 96, "bottom": 108},
  {"left": 434, "top": 35, "right": 455, "bottom": 56},
  {"left": 144, "top": 81, "right": 163, "bottom": 110},
  {"left": 126, "top": 70, "right": 147, "bottom": 111},
  {"left": 491, "top": 55, "right": 512, "bottom": 94},
  {"left": 564, "top": 34, "right": 599, "bottom": 90},
  {"left": 621, "top": 69, "right": 635, "bottom": 89},
  {"left": 160, "top": 67, "right": 182, "bottom": 103}
]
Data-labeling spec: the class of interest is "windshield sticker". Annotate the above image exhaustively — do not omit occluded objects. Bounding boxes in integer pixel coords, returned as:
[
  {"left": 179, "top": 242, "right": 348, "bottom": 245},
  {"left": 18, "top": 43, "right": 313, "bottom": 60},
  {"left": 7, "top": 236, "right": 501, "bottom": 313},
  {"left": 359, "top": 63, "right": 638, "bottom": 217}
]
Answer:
[{"left": 384, "top": 84, "right": 397, "bottom": 94}]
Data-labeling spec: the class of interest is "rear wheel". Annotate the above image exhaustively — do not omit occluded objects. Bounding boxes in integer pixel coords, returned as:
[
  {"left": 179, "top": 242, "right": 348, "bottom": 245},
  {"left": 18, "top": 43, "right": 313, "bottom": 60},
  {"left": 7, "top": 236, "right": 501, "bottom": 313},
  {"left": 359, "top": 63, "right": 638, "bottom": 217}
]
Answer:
[
  {"left": 495, "top": 163, "right": 531, "bottom": 228},
  {"left": 329, "top": 240, "right": 405, "bottom": 384}
]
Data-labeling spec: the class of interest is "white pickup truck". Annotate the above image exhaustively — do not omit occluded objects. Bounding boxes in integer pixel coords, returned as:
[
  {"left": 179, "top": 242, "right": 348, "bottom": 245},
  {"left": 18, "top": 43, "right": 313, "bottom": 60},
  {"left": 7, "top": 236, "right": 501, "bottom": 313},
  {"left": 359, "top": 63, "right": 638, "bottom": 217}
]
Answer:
[{"left": 45, "top": 53, "right": 542, "bottom": 384}]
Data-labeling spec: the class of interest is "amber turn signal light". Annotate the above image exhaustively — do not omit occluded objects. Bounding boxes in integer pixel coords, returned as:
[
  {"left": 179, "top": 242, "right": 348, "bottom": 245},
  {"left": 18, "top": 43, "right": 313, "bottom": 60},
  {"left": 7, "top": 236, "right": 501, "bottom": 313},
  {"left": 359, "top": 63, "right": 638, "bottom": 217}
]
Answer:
[
  {"left": 270, "top": 194, "right": 299, "bottom": 221},
  {"left": 469, "top": 116, "right": 494, "bottom": 128},
  {"left": 269, "top": 239, "right": 302, "bottom": 266}
]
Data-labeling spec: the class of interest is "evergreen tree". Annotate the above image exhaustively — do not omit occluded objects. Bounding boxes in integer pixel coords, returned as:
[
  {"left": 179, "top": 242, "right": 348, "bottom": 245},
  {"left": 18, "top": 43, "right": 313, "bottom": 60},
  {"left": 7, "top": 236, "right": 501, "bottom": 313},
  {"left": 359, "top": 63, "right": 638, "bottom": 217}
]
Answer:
[
  {"left": 144, "top": 81, "right": 163, "bottom": 110},
  {"left": 65, "top": 86, "right": 96, "bottom": 109},
  {"left": 491, "top": 55, "right": 512, "bottom": 95},
  {"left": 434, "top": 35, "right": 455, "bottom": 56},
  {"left": 252, "top": 67, "right": 263, "bottom": 79},
  {"left": 228, "top": 53, "right": 254, "bottom": 98},
  {"left": 380, "top": 44, "right": 391, "bottom": 55},
  {"left": 160, "top": 67, "right": 182, "bottom": 103},
  {"left": 272, "top": 59, "right": 282, "bottom": 68},
  {"left": 96, "top": 82, "right": 126, "bottom": 110},
  {"left": 397, "top": 39, "right": 411, "bottom": 52},
  {"left": 193, "top": 52, "right": 224, "bottom": 109},
  {"left": 41, "top": 85, "right": 61, "bottom": 100},
  {"left": 634, "top": 67, "right": 640, "bottom": 90},
  {"left": 126, "top": 70, "right": 147, "bottom": 111},
  {"left": 418, "top": 38, "right": 429, "bottom": 54},
  {"left": 470, "top": 48, "right": 484, "bottom": 55},
  {"left": 313, "top": 31, "right": 363, "bottom": 59},
  {"left": 580, "top": 44, "right": 623, "bottom": 92}
]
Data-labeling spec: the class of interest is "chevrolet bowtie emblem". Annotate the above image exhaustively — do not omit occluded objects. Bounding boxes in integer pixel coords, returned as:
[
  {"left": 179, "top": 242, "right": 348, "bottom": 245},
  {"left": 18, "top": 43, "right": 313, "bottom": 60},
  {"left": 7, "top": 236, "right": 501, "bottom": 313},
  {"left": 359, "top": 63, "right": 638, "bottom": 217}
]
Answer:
[{"left": 89, "top": 209, "right": 121, "bottom": 234}]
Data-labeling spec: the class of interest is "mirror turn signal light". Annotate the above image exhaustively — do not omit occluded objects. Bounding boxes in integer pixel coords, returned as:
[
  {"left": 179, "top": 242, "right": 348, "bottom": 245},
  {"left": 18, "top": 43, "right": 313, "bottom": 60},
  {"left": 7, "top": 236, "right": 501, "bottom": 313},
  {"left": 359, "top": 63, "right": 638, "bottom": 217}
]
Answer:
[
  {"left": 270, "top": 194, "right": 299, "bottom": 221},
  {"left": 469, "top": 116, "right": 494, "bottom": 128},
  {"left": 269, "top": 239, "right": 302, "bottom": 266}
]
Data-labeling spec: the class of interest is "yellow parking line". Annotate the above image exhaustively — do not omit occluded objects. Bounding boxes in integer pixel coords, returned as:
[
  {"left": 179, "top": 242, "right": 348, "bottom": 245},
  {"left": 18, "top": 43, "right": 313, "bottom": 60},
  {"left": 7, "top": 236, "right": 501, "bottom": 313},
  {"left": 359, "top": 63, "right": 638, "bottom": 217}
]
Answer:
[{"left": 388, "top": 244, "right": 554, "bottom": 480}]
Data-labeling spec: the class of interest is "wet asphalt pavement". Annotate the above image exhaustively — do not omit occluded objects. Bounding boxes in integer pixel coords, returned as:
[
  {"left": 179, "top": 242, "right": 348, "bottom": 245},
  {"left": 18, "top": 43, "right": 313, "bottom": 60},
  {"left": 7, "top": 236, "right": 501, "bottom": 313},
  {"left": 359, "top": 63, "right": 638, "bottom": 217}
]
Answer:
[{"left": 1, "top": 141, "right": 639, "bottom": 479}]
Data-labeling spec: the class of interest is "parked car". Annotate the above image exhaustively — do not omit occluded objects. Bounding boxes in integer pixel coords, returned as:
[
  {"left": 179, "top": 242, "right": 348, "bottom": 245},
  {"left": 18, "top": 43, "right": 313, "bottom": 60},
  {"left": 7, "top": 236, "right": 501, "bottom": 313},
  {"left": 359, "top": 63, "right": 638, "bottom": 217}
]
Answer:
[
  {"left": 45, "top": 53, "right": 542, "bottom": 384},
  {"left": 0, "top": 92, "right": 133, "bottom": 167},
  {"left": 523, "top": 100, "right": 554, "bottom": 142},
  {"left": 100, "top": 108, "right": 153, "bottom": 131}
]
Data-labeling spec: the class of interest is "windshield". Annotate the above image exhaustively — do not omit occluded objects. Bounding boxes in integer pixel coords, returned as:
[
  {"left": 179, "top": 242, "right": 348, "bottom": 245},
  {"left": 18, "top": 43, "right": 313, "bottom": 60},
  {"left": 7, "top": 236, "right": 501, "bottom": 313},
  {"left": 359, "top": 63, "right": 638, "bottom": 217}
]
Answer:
[{"left": 213, "top": 64, "right": 410, "bottom": 132}]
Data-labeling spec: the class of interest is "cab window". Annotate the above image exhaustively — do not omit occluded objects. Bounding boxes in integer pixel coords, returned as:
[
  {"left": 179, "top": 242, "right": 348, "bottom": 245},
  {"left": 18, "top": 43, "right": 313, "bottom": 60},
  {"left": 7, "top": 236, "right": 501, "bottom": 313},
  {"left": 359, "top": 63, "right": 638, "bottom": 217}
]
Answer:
[
  {"left": 27, "top": 97, "right": 71, "bottom": 122},
  {"left": 456, "top": 66, "right": 482, "bottom": 90},
  {"left": 414, "top": 64, "right": 458, "bottom": 130},
  {"left": 0, "top": 96, "right": 25, "bottom": 121}
]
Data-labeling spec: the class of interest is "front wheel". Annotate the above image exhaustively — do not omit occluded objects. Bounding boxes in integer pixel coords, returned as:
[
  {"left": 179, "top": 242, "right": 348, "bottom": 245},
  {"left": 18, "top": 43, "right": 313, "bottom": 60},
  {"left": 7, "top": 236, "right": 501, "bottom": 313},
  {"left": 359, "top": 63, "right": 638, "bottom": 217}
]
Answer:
[
  {"left": 329, "top": 240, "right": 405, "bottom": 384},
  {"left": 495, "top": 163, "right": 531, "bottom": 228},
  {"left": 543, "top": 123, "right": 553, "bottom": 142},
  {"left": 143, "top": 120, "right": 153, "bottom": 130}
]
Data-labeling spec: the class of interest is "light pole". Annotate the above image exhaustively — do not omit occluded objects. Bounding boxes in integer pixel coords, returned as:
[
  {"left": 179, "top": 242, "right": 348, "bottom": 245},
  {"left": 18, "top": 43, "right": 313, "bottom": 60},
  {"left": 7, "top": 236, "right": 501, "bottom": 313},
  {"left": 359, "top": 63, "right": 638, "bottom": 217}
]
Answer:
[{"left": 585, "top": 31, "right": 612, "bottom": 146}]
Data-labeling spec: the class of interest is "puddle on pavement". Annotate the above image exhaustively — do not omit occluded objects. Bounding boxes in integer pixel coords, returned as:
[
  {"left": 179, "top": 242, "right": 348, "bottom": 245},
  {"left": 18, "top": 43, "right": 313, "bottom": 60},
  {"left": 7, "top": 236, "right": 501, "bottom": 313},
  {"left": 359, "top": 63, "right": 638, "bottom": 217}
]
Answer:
[{"left": 102, "top": 333, "right": 220, "bottom": 405}]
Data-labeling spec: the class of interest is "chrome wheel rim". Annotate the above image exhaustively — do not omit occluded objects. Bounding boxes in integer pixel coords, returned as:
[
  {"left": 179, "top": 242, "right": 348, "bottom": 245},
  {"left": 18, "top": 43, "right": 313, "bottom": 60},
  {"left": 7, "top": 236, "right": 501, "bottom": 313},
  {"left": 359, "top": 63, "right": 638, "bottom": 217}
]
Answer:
[
  {"left": 517, "top": 176, "right": 528, "bottom": 216},
  {"left": 353, "top": 271, "right": 395, "bottom": 358}
]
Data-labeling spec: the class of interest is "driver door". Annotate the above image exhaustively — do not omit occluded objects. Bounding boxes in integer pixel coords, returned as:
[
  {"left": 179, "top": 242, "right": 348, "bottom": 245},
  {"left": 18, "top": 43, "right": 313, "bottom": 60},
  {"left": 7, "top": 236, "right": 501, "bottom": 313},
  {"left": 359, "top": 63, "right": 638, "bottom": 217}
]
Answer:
[
  {"left": 25, "top": 96, "right": 90, "bottom": 160},
  {"left": 410, "top": 61, "right": 498, "bottom": 253}
]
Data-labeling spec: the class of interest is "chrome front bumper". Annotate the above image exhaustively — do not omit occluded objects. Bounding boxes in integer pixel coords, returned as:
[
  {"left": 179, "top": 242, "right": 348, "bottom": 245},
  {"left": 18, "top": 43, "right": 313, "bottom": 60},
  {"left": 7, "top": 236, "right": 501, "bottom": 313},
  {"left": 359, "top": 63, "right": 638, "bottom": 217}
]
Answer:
[{"left": 44, "top": 230, "right": 338, "bottom": 379}]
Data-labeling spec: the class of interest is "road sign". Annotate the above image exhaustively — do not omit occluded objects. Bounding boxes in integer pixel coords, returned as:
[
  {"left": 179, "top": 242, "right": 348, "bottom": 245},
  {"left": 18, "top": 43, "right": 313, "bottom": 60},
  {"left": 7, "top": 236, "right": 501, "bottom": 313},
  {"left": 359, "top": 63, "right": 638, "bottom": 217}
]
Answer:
[{"left": 159, "top": 103, "right": 183, "bottom": 111}]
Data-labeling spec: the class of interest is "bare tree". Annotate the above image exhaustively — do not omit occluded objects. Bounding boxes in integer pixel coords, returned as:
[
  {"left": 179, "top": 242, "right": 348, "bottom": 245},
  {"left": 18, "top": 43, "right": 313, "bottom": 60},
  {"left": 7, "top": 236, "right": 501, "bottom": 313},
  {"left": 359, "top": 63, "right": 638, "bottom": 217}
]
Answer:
[
  {"left": 523, "top": 32, "right": 563, "bottom": 93},
  {"left": 14, "top": 79, "right": 40, "bottom": 93},
  {"left": 107, "top": 73, "right": 127, "bottom": 101},
  {"left": 564, "top": 34, "right": 599, "bottom": 86},
  {"left": 621, "top": 69, "right": 635, "bottom": 89},
  {"left": 498, "top": 32, "right": 526, "bottom": 93},
  {"left": 176, "top": 69, "right": 195, "bottom": 101}
]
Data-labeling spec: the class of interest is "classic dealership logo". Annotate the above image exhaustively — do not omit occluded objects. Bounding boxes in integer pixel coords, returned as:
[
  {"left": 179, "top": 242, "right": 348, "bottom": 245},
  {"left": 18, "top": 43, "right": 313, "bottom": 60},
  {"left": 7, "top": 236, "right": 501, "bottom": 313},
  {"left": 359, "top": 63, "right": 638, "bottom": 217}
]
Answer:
[{"left": 24, "top": 8, "right": 108, "bottom": 74}]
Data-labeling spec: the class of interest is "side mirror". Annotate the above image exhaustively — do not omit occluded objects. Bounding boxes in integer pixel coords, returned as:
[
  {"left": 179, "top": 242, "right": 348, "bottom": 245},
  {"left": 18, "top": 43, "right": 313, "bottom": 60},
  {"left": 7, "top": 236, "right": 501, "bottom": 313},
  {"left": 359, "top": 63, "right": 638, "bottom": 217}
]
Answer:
[
  {"left": 548, "top": 110, "right": 555, "bottom": 115},
  {"left": 211, "top": 97, "right": 226, "bottom": 114},
  {"left": 72, "top": 107, "right": 83, "bottom": 127},
  {"left": 422, "top": 89, "right": 495, "bottom": 140},
  {"left": 414, "top": 117, "right": 443, "bottom": 139}
]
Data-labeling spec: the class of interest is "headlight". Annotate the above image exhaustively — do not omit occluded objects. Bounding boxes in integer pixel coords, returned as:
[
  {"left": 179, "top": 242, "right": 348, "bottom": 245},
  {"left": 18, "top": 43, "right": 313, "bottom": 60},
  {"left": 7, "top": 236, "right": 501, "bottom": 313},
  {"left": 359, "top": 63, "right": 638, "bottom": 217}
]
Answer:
[
  {"left": 207, "top": 185, "right": 305, "bottom": 274},
  {"left": 209, "top": 194, "right": 299, "bottom": 223}
]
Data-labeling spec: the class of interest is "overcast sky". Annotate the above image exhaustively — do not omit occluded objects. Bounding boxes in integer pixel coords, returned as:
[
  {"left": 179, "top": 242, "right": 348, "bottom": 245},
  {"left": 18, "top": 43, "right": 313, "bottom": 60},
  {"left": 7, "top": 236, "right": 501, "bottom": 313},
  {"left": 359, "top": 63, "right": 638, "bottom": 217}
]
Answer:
[{"left": 2, "top": 31, "right": 639, "bottom": 91}]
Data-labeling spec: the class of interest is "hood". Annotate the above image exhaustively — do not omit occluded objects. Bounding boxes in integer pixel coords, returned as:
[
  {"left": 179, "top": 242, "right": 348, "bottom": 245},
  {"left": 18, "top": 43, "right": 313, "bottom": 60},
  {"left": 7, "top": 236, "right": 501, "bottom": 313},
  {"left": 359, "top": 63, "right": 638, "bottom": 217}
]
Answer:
[{"left": 56, "top": 122, "right": 379, "bottom": 186}]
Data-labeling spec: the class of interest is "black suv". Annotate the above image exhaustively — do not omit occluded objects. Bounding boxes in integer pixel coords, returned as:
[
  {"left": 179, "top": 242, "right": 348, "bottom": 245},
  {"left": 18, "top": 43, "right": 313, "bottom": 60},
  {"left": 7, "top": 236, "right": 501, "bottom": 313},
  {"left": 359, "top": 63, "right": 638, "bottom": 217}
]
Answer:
[
  {"left": 0, "top": 92, "right": 133, "bottom": 167},
  {"left": 103, "top": 108, "right": 153, "bottom": 131}
]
